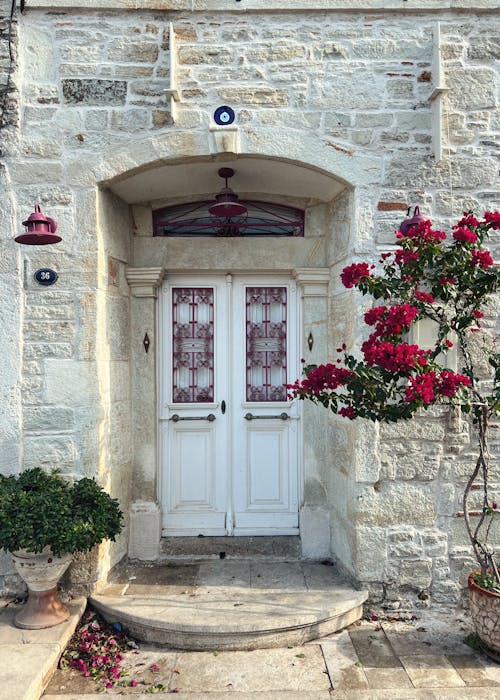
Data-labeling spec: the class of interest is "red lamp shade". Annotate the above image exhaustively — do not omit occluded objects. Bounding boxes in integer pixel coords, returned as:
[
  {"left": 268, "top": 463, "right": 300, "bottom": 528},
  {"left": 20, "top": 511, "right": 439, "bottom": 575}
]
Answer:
[
  {"left": 398, "top": 206, "right": 429, "bottom": 236},
  {"left": 208, "top": 188, "right": 248, "bottom": 217},
  {"left": 209, "top": 167, "right": 248, "bottom": 218},
  {"left": 15, "top": 204, "right": 61, "bottom": 245}
]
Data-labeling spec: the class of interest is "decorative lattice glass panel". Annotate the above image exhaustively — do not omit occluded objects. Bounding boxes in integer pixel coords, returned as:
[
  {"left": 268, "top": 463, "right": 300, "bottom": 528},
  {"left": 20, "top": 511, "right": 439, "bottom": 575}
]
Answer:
[
  {"left": 246, "top": 287, "right": 287, "bottom": 402},
  {"left": 172, "top": 288, "right": 214, "bottom": 403}
]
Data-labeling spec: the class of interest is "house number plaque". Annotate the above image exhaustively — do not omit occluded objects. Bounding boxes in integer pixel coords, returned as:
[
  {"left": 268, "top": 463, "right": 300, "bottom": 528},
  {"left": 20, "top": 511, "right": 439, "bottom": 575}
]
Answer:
[{"left": 34, "top": 268, "right": 58, "bottom": 286}]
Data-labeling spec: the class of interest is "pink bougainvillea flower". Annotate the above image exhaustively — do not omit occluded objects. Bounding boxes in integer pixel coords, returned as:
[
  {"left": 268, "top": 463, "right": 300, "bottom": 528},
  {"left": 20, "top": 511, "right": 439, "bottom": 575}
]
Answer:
[
  {"left": 150, "top": 663, "right": 160, "bottom": 672},
  {"left": 339, "top": 406, "right": 357, "bottom": 419},
  {"left": 362, "top": 339, "right": 427, "bottom": 373},
  {"left": 455, "top": 213, "right": 480, "bottom": 228},
  {"left": 438, "top": 276, "right": 455, "bottom": 285},
  {"left": 414, "top": 290, "right": 435, "bottom": 304},
  {"left": 437, "top": 370, "right": 471, "bottom": 397},
  {"left": 473, "top": 310, "right": 484, "bottom": 319},
  {"left": 471, "top": 249, "right": 494, "bottom": 268},
  {"left": 340, "top": 262, "right": 372, "bottom": 288},
  {"left": 364, "top": 304, "right": 418, "bottom": 339},
  {"left": 484, "top": 211, "right": 500, "bottom": 229},
  {"left": 394, "top": 249, "right": 420, "bottom": 266},
  {"left": 405, "top": 372, "right": 437, "bottom": 404},
  {"left": 452, "top": 227, "right": 478, "bottom": 244}
]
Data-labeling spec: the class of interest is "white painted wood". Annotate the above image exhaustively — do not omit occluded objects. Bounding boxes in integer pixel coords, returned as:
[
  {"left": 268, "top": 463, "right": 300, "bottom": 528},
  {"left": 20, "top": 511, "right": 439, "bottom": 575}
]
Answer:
[
  {"left": 160, "top": 276, "right": 229, "bottom": 535},
  {"left": 159, "top": 274, "right": 301, "bottom": 536},
  {"left": 231, "top": 277, "right": 300, "bottom": 534}
]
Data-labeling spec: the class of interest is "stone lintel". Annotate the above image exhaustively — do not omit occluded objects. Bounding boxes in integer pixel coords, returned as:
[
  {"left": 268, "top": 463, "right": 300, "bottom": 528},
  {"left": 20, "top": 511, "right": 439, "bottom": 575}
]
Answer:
[
  {"left": 126, "top": 267, "right": 164, "bottom": 298},
  {"left": 293, "top": 268, "right": 330, "bottom": 297}
]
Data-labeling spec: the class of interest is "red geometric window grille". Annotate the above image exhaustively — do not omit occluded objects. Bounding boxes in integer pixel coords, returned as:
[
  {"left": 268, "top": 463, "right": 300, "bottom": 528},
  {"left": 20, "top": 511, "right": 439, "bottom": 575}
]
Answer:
[
  {"left": 172, "top": 288, "right": 214, "bottom": 403},
  {"left": 246, "top": 287, "right": 287, "bottom": 402}
]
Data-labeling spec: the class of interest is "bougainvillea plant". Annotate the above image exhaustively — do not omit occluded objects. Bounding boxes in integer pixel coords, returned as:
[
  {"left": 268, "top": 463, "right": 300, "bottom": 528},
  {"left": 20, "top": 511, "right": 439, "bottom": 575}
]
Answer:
[{"left": 289, "top": 210, "right": 500, "bottom": 589}]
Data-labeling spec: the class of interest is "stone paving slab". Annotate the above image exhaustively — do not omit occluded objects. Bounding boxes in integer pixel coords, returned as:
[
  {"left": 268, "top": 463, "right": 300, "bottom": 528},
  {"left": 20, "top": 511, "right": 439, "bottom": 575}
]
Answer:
[
  {"left": 172, "top": 646, "right": 331, "bottom": 693},
  {"left": 381, "top": 618, "right": 476, "bottom": 657},
  {"left": 349, "top": 626, "right": 402, "bottom": 668},
  {"left": 0, "top": 598, "right": 86, "bottom": 700},
  {"left": 448, "top": 653, "right": 500, "bottom": 686},
  {"left": 399, "top": 654, "right": 467, "bottom": 688},
  {"left": 42, "top": 611, "right": 500, "bottom": 699}
]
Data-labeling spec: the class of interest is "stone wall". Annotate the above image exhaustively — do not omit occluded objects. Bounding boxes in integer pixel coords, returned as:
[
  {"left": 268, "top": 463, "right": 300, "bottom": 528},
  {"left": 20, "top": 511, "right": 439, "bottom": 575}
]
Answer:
[{"left": 0, "top": 3, "right": 498, "bottom": 603}]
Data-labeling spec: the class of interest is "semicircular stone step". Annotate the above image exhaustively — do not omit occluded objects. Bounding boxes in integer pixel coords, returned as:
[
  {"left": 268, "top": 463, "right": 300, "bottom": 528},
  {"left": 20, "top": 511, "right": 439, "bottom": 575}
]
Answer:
[{"left": 90, "top": 561, "right": 367, "bottom": 651}]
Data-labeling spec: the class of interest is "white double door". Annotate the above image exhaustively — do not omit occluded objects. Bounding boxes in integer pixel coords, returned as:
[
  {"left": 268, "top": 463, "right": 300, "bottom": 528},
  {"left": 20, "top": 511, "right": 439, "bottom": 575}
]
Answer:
[{"left": 159, "top": 274, "right": 301, "bottom": 536}]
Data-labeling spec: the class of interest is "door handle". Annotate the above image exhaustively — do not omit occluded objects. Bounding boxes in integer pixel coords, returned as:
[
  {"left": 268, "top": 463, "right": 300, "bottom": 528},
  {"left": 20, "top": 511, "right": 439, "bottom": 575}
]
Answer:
[
  {"left": 170, "top": 414, "right": 216, "bottom": 422},
  {"left": 244, "top": 412, "right": 289, "bottom": 421},
  {"left": 221, "top": 400, "right": 226, "bottom": 415}
]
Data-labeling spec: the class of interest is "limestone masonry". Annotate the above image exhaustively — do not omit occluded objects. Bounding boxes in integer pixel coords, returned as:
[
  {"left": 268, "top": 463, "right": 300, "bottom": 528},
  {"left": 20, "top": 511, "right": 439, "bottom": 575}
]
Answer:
[{"left": 0, "top": 0, "right": 498, "bottom": 608}]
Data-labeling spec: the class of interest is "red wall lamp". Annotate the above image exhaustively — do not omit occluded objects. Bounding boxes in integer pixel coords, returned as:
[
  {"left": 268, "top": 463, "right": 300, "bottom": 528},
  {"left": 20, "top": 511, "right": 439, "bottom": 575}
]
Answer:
[{"left": 15, "top": 204, "right": 61, "bottom": 245}]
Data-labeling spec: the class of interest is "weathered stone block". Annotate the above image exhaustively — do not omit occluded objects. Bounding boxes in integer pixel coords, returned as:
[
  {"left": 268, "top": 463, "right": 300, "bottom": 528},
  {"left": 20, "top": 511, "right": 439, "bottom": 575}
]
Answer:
[
  {"left": 387, "top": 79, "right": 415, "bottom": 101},
  {"left": 152, "top": 110, "right": 174, "bottom": 128},
  {"left": 246, "top": 45, "right": 306, "bottom": 62},
  {"left": 107, "top": 39, "right": 159, "bottom": 63},
  {"left": 313, "top": 42, "right": 348, "bottom": 60},
  {"left": 23, "top": 435, "right": 76, "bottom": 469},
  {"left": 110, "top": 109, "right": 150, "bottom": 131},
  {"left": 178, "top": 46, "right": 233, "bottom": 65},
  {"left": 467, "top": 37, "right": 500, "bottom": 59},
  {"left": 447, "top": 68, "right": 496, "bottom": 110},
  {"left": 23, "top": 406, "right": 75, "bottom": 431},
  {"left": 84, "top": 109, "right": 109, "bottom": 130},
  {"left": 62, "top": 79, "right": 127, "bottom": 105},
  {"left": 388, "top": 557, "right": 432, "bottom": 588},
  {"left": 420, "top": 529, "right": 448, "bottom": 557},
  {"left": 354, "top": 113, "right": 393, "bottom": 129},
  {"left": 352, "top": 482, "right": 437, "bottom": 527},
  {"left": 381, "top": 421, "right": 445, "bottom": 441},
  {"left": 355, "top": 526, "right": 387, "bottom": 580},
  {"left": 388, "top": 527, "right": 423, "bottom": 557},
  {"left": 217, "top": 87, "right": 289, "bottom": 106}
]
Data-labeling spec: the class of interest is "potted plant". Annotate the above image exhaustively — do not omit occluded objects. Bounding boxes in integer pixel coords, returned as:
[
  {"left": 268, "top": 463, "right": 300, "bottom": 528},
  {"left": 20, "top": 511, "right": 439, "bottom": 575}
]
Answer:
[
  {"left": 0, "top": 467, "right": 123, "bottom": 629},
  {"left": 289, "top": 209, "right": 499, "bottom": 652}
]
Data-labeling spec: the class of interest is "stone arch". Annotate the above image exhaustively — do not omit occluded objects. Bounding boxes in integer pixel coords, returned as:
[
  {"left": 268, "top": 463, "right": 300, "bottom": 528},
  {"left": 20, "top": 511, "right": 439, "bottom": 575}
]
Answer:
[
  {"left": 94, "top": 126, "right": 383, "bottom": 193},
  {"left": 93, "top": 126, "right": 382, "bottom": 571}
]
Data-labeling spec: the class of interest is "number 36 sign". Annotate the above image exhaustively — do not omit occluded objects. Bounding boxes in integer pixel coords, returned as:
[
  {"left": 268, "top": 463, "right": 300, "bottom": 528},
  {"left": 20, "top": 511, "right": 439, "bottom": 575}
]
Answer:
[{"left": 34, "top": 268, "right": 58, "bottom": 286}]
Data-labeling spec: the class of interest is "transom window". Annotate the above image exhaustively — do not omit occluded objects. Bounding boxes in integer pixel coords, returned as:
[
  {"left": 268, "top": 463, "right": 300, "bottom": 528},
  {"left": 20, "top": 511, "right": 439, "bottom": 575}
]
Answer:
[{"left": 153, "top": 200, "right": 304, "bottom": 237}]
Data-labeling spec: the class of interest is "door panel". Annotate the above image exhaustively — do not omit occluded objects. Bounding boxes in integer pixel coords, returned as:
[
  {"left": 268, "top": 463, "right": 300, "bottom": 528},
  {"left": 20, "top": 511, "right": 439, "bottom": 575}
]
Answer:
[{"left": 160, "top": 274, "right": 300, "bottom": 536}]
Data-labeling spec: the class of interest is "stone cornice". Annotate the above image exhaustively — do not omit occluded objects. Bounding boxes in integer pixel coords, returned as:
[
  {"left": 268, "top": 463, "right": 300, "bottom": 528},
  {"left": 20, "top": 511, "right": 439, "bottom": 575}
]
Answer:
[
  {"left": 25, "top": 0, "right": 499, "bottom": 11},
  {"left": 126, "top": 267, "right": 164, "bottom": 298}
]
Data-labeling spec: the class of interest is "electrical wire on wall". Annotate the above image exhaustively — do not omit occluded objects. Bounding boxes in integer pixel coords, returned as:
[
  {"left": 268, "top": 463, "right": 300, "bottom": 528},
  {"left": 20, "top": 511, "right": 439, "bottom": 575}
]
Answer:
[{"left": 0, "top": 0, "right": 18, "bottom": 137}]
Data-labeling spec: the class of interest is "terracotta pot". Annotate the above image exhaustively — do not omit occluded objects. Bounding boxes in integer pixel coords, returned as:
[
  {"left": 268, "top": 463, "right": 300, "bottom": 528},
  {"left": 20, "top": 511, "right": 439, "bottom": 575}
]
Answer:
[
  {"left": 468, "top": 572, "right": 500, "bottom": 657},
  {"left": 11, "top": 548, "right": 73, "bottom": 629}
]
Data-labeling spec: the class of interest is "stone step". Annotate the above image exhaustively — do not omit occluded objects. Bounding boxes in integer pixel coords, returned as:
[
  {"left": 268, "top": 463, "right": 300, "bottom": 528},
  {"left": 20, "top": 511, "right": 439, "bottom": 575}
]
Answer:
[
  {"left": 159, "top": 535, "right": 302, "bottom": 561},
  {"left": 91, "top": 561, "right": 367, "bottom": 651}
]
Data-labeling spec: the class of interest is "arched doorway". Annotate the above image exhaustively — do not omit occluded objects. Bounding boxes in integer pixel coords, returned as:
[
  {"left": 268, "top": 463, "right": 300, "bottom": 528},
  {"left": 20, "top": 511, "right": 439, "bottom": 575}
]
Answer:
[{"left": 95, "top": 129, "right": 383, "bottom": 563}]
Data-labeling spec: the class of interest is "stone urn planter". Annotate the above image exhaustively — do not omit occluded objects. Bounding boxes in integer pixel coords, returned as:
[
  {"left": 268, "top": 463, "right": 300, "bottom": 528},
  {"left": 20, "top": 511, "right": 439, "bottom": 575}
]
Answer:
[
  {"left": 11, "top": 549, "right": 73, "bottom": 629},
  {"left": 0, "top": 467, "right": 123, "bottom": 630},
  {"left": 468, "top": 573, "right": 500, "bottom": 660}
]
